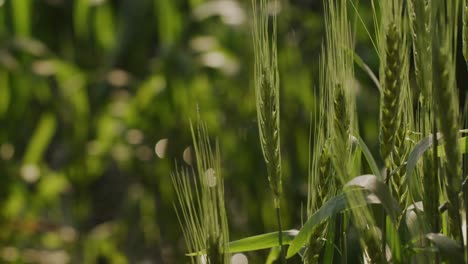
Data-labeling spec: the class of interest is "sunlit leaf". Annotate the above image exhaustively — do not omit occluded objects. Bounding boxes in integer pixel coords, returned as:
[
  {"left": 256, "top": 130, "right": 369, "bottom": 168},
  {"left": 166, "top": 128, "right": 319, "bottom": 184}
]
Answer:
[
  {"left": 265, "top": 246, "right": 280, "bottom": 264},
  {"left": 228, "top": 230, "right": 298, "bottom": 254},
  {"left": 187, "top": 230, "right": 298, "bottom": 256}
]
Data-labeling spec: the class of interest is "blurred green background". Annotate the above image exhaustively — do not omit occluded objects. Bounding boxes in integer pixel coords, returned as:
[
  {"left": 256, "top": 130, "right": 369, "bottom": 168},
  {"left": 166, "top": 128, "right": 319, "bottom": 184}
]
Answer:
[{"left": 0, "top": 0, "right": 381, "bottom": 263}]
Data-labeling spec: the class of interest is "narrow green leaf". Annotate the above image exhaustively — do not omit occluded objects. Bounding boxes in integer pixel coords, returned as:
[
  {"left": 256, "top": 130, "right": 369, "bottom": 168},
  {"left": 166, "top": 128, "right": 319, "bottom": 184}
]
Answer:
[
  {"left": 23, "top": 113, "right": 57, "bottom": 164},
  {"left": 265, "top": 246, "right": 280, "bottom": 264},
  {"left": 344, "top": 174, "right": 401, "bottom": 223},
  {"left": 353, "top": 135, "right": 383, "bottom": 180},
  {"left": 406, "top": 133, "right": 441, "bottom": 198},
  {"left": 407, "top": 134, "right": 468, "bottom": 183},
  {"left": 228, "top": 230, "right": 298, "bottom": 254},
  {"left": 287, "top": 189, "right": 380, "bottom": 258},
  {"left": 186, "top": 230, "right": 298, "bottom": 256},
  {"left": 349, "top": 50, "right": 381, "bottom": 92},
  {"left": 426, "top": 233, "right": 464, "bottom": 263}
]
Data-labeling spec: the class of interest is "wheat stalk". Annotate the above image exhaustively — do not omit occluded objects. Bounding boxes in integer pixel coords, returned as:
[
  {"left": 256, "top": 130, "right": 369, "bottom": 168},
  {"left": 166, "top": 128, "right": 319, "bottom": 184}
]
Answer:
[
  {"left": 431, "top": 0, "right": 463, "bottom": 244},
  {"left": 463, "top": 1, "right": 468, "bottom": 67},
  {"left": 434, "top": 46, "right": 463, "bottom": 242}
]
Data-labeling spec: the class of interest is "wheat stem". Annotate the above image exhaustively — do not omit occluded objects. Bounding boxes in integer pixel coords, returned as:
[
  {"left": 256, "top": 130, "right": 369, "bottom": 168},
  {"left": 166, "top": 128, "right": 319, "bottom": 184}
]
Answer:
[{"left": 463, "top": 1, "right": 468, "bottom": 68}]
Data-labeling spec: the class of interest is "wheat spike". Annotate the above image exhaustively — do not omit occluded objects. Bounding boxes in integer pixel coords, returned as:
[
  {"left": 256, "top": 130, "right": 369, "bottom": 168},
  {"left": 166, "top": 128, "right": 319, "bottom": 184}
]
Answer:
[
  {"left": 252, "top": 0, "right": 282, "bottom": 203},
  {"left": 390, "top": 119, "right": 408, "bottom": 206},
  {"left": 408, "top": 0, "right": 432, "bottom": 100},
  {"left": 380, "top": 21, "right": 404, "bottom": 165}
]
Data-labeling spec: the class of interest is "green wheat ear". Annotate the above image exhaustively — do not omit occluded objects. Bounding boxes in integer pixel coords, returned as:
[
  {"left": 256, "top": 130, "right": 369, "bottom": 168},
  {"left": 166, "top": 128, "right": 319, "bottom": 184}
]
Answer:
[
  {"left": 252, "top": 1, "right": 286, "bottom": 262},
  {"left": 408, "top": 0, "right": 432, "bottom": 100},
  {"left": 172, "top": 120, "right": 229, "bottom": 264},
  {"left": 252, "top": 0, "right": 282, "bottom": 204},
  {"left": 379, "top": 21, "right": 404, "bottom": 166}
]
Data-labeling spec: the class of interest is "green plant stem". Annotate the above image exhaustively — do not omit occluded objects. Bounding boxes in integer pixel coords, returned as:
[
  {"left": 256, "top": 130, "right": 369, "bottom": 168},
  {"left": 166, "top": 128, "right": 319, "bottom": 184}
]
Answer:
[
  {"left": 432, "top": 122, "right": 441, "bottom": 233},
  {"left": 464, "top": 179, "right": 468, "bottom": 263},
  {"left": 382, "top": 169, "right": 389, "bottom": 260},
  {"left": 340, "top": 214, "right": 347, "bottom": 264},
  {"left": 432, "top": 109, "right": 441, "bottom": 264},
  {"left": 333, "top": 213, "right": 344, "bottom": 263},
  {"left": 276, "top": 200, "right": 285, "bottom": 264}
]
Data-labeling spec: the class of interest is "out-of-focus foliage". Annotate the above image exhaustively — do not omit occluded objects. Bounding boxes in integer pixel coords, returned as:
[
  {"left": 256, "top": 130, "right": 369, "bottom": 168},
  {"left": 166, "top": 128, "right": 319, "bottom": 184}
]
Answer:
[{"left": 0, "top": 0, "right": 379, "bottom": 263}]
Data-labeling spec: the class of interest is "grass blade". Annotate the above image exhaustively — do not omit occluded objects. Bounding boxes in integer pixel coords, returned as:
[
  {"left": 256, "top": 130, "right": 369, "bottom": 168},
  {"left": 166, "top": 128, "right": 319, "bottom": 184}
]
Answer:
[
  {"left": 228, "top": 230, "right": 298, "bottom": 254},
  {"left": 354, "top": 135, "right": 383, "bottom": 180},
  {"left": 406, "top": 133, "right": 441, "bottom": 196},
  {"left": 349, "top": 49, "right": 381, "bottom": 92},
  {"left": 186, "top": 230, "right": 298, "bottom": 256}
]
